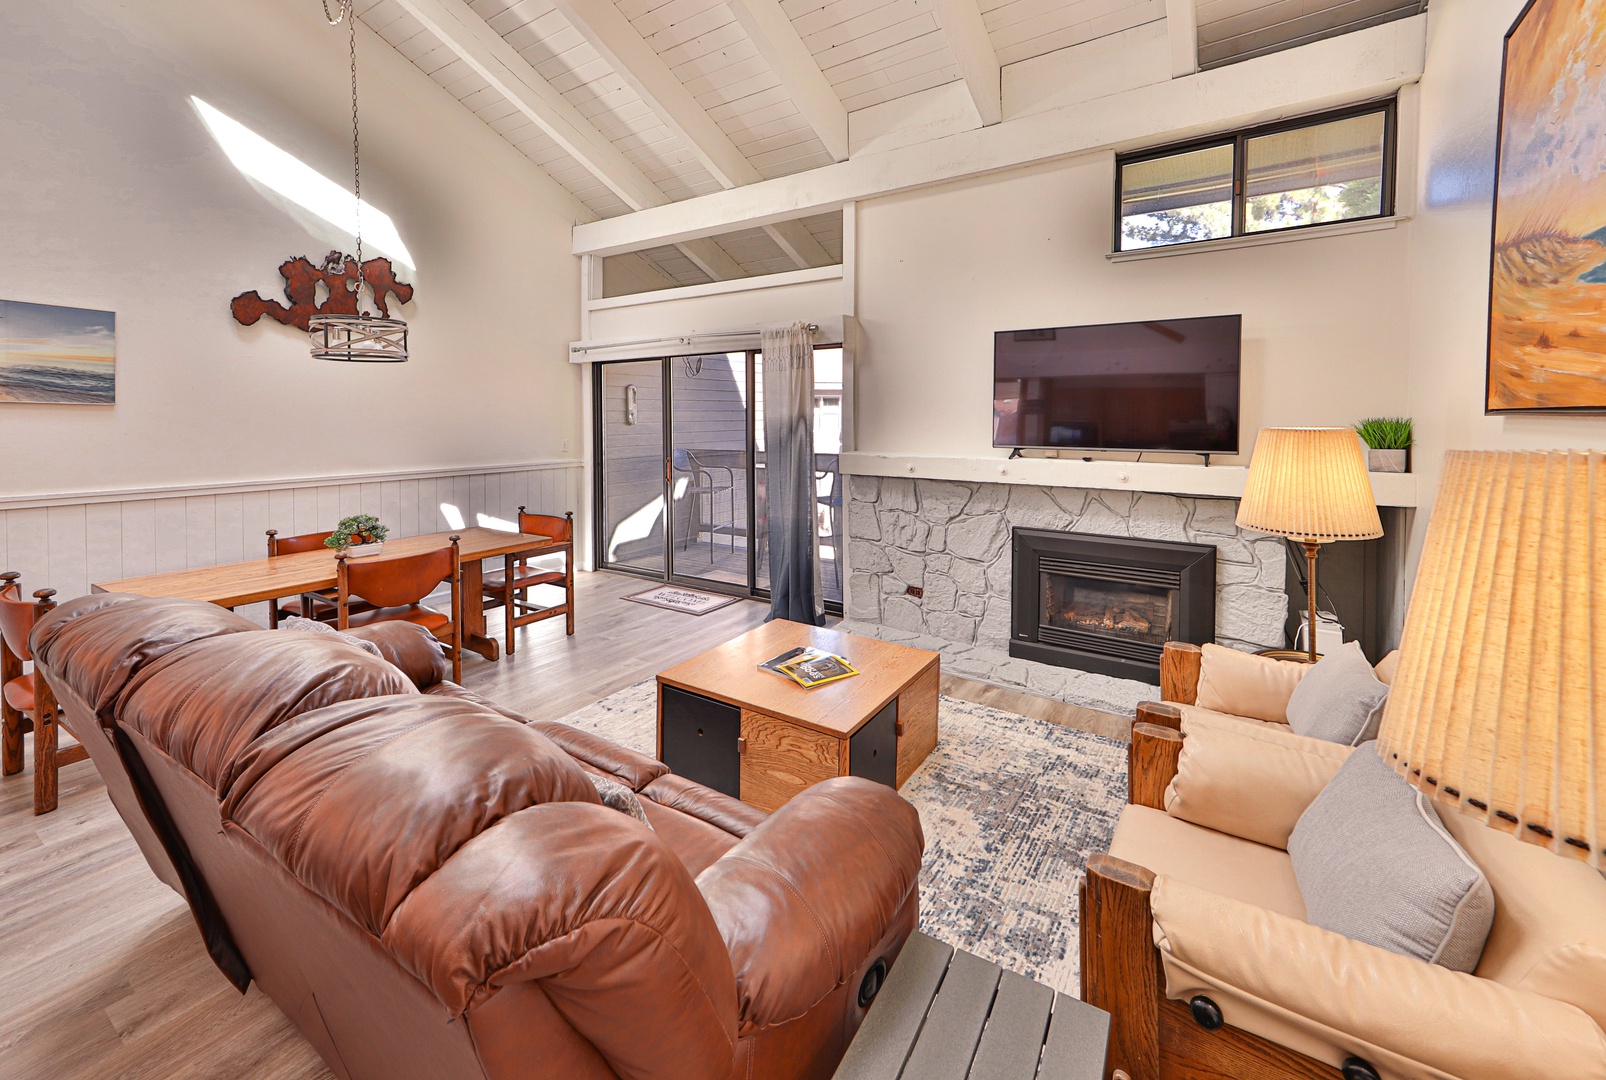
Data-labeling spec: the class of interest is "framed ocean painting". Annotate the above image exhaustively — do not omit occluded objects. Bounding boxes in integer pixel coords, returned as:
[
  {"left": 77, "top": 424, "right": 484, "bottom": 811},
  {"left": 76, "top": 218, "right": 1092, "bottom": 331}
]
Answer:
[
  {"left": 1487, "top": 0, "right": 1606, "bottom": 413},
  {"left": 0, "top": 299, "right": 116, "bottom": 405}
]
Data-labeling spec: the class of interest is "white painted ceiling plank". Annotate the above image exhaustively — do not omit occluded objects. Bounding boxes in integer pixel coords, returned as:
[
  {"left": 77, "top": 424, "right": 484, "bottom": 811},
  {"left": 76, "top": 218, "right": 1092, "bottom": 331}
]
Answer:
[
  {"left": 572, "top": 14, "right": 1426, "bottom": 254},
  {"left": 609, "top": 251, "right": 684, "bottom": 288},
  {"left": 679, "top": 237, "right": 750, "bottom": 277},
  {"left": 929, "top": 0, "right": 1002, "bottom": 124},
  {"left": 551, "top": 0, "right": 764, "bottom": 186},
  {"left": 389, "top": 0, "right": 671, "bottom": 209},
  {"left": 764, "top": 220, "right": 836, "bottom": 266},
  {"left": 725, "top": 0, "right": 851, "bottom": 160}
]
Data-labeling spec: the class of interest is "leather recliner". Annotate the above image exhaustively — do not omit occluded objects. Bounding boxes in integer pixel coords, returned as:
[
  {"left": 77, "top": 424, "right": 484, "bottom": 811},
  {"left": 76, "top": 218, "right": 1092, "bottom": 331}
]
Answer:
[{"left": 32, "top": 593, "right": 925, "bottom": 1080}]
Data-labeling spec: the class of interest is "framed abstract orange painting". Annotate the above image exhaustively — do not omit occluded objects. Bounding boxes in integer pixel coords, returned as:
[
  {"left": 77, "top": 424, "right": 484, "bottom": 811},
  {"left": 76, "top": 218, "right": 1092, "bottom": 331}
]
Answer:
[{"left": 1487, "top": 0, "right": 1606, "bottom": 413}]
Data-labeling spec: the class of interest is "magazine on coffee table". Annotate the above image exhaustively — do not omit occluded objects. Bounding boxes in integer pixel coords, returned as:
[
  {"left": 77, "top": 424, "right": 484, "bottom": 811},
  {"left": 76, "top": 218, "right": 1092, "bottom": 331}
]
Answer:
[{"left": 758, "top": 646, "right": 860, "bottom": 689}]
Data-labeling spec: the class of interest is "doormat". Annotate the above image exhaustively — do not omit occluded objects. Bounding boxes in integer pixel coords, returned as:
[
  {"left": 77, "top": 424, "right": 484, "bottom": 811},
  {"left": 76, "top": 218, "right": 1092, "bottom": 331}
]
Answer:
[{"left": 623, "top": 584, "right": 743, "bottom": 615}]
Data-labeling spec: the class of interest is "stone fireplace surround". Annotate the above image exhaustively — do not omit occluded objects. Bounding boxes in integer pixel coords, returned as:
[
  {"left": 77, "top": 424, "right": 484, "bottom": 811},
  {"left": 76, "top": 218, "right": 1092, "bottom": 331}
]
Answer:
[{"left": 842, "top": 476, "right": 1290, "bottom": 715}]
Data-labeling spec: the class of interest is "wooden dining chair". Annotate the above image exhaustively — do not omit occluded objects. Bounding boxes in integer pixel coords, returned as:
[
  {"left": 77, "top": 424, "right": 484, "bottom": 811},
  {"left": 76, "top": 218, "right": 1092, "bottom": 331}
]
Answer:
[
  {"left": 480, "top": 509, "right": 574, "bottom": 655},
  {"left": 337, "top": 537, "right": 463, "bottom": 683},
  {"left": 266, "top": 528, "right": 374, "bottom": 627},
  {"left": 0, "top": 572, "right": 89, "bottom": 814}
]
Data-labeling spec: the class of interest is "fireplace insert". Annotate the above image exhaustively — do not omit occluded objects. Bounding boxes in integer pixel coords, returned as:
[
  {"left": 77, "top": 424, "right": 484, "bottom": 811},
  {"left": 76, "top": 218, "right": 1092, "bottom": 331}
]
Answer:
[{"left": 1010, "top": 528, "right": 1215, "bottom": 683}]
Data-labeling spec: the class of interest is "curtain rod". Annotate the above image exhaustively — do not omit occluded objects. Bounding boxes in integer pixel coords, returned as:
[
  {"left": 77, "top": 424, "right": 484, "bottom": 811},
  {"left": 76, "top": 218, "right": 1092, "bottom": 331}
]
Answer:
[{"left": 570, "top": 324, "right": 819, "bottom": 355}]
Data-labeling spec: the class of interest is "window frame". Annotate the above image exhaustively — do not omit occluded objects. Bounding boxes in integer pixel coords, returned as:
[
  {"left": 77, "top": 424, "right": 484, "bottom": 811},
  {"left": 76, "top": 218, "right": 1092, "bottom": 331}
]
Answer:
[{"left": 1113, "top": 99, "right": 1398, "bottom": 254}]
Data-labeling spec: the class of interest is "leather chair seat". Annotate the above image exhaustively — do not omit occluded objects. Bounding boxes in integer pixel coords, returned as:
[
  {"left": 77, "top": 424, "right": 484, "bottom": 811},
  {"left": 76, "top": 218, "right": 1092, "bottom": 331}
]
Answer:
[
  {"left": 1109, "top": 803, "right": 1307, "bottom": 922},
  {"left": 3, "top": 671, "right": 33, "bottom": 712},
  {"left": 343, "top": 604, "right": 450, "bottom": 635},
  {"left": 481, "top": 568, "right": 565, "bottom": 591}
]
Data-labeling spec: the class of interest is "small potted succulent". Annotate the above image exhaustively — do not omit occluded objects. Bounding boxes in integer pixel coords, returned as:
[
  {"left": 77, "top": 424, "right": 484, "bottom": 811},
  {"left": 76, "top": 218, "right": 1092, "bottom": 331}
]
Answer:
[
  {"left": 325, "top": 513, "right": 390, "bottom": 557},
  {"left": 1355, "top": 417, "right": 1412, "bottom": 473}
]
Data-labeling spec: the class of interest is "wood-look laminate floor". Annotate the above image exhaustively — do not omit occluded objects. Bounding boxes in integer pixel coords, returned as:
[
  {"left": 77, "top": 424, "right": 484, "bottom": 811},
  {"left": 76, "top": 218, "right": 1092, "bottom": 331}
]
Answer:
[{"left": 0, "top": 570, "right": 1126, "bottom": 1080}]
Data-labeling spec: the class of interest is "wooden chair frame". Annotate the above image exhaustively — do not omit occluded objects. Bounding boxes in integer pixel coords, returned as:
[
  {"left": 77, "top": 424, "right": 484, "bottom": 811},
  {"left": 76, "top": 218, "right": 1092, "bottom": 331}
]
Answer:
[
  {"left": 1080, "top": 695, "right": 1344, "bottom": 1080},
  {"left": 336, "top": 536, "right": 463, "bottom": 683},
  {"left": 265, "top": 528, "right": 340, "bottom": 627},
  {"left": 482, "top": 508, "right": 574, "bottom": 656},
  {"left": 0, "top": 573, "right": 89, "bottom": 814}
]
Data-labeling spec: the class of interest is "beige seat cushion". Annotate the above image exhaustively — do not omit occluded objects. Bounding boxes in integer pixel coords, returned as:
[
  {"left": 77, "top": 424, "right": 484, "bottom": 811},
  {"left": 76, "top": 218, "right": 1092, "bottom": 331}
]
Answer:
[
  {"left": 1193, "top": 644, "right": 1308, "bottom": 723},
  {"left": 1109, "top": 804, "right": 1306, "bottom": 921},
  {"left": 1438, "top": 808, "right": 1606, "bottom": 1031},
  {"left": 1373, "top": 649, "right": 1400, "bottom": 685},
  {"left": 1176, "top": 702, "right": 1288, "bottom": 730},
  {"left": 1166, "top": 712, "right": 1353, "bottom": 850}
]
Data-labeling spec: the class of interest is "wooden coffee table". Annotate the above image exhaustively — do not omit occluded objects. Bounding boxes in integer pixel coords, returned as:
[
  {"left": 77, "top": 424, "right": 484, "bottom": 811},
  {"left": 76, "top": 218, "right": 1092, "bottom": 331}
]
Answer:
[{"left": 656, "top": 621, "right": 939, "bottom": 812}]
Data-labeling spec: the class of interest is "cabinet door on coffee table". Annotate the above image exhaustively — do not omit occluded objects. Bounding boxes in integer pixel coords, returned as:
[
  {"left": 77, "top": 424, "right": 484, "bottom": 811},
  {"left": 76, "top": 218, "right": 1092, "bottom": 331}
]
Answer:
[
  {"left": 848, "top": 699, "right": 898, "bottom": 788},
  {"left": 661, "top": 686, "right": 742, "bottom": 798},
  {"left": 739, "top": 710, "right": 840, "bottom": 813}
]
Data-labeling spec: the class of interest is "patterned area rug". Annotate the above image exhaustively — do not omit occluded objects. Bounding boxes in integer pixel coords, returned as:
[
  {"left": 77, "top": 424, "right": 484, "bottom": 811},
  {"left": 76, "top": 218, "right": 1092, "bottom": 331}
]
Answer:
[
  {"left": 555, "top": 682, "right": 1127, "bottom": 994},
  {"left": 622, "top": 585, "right": 742, "bottom": 615}
]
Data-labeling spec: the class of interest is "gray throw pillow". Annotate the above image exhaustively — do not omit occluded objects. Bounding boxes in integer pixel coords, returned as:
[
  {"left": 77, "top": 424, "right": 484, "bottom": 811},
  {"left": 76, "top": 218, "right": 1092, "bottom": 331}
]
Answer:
[
  {"left": 1289, "top": 744, "right": 1495, "bottom": 972},
  {"left": 1285, "top": 640, "right": 1389, "bottom": 746},
  {"left": 588, "top": 772, "right": 653, "bottom": 830},
  {"left": 278, "top": 615, "right": 384, "bottom": 659}
]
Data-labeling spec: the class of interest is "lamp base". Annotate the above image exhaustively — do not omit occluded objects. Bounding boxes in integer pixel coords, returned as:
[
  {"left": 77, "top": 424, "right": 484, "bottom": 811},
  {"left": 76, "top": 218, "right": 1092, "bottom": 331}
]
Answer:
[{"left": 1255, "top": 648, "right": 1319, "bottom": 664}]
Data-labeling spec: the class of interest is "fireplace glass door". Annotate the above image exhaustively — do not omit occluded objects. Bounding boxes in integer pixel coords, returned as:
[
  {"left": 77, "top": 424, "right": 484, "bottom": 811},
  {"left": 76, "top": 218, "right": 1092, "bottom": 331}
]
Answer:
[{"left": 1041, "top": 574, "right": 1175, "bottom": 648}]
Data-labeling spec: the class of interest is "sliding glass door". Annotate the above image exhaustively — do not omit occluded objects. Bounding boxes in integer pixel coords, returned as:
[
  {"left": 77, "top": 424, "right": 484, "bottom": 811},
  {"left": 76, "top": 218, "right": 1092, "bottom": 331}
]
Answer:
[
  {"left": 597, "top": 360, "right": 666, "bottom": 576},
  {"left": 595, "top": 350, "right": 842, "bottom": 609},
  {"left": 669, "top": 353, "right": 753, "bottom": 589}
]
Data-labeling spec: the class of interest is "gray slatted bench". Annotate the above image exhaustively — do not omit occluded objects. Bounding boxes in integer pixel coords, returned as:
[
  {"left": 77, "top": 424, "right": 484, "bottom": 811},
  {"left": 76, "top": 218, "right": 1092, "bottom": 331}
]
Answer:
[{"left": 833, "top": 932, "right": 1110, "bottom": 1080}]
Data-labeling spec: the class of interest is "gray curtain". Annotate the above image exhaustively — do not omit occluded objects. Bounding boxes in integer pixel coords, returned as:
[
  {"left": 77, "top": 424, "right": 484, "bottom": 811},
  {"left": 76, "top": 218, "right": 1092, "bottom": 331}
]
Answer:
[{"left": 762, "top": 322, "right": 823, "bottom": 625}]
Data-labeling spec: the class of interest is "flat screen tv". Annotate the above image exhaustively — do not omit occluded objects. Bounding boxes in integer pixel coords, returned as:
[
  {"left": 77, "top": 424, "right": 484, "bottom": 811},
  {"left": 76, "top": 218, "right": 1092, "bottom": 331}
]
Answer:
[{"left": 993, "top": 315, "right": 1241, "bottom": 455}]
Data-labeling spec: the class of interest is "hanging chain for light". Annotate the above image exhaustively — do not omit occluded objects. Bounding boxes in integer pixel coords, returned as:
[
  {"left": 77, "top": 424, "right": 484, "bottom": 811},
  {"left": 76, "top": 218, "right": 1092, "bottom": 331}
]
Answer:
[{"left": 309, "top": 0, "right": 408, "bottom": 362}]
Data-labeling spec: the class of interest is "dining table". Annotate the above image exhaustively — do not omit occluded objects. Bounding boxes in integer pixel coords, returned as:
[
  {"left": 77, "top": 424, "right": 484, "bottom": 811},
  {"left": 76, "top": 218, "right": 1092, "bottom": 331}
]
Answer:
[{"left": 91, "top": 526, "right": 555, "bottom": 662}]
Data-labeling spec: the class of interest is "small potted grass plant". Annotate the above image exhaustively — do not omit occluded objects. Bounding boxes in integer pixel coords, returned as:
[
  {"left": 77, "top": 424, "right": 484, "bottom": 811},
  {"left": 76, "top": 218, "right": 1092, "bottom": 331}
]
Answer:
[
  {"left": 325, "top": 513, "right": 390, "bottom": 557},
  {"left": 1355, "top": 417, "right": 1412, "bottom": 473}
]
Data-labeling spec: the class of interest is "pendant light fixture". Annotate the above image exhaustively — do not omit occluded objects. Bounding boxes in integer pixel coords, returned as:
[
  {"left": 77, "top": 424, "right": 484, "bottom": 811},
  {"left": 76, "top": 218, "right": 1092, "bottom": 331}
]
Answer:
[{"left": 308, "top": 0, "right": 408, "bottom": 362}]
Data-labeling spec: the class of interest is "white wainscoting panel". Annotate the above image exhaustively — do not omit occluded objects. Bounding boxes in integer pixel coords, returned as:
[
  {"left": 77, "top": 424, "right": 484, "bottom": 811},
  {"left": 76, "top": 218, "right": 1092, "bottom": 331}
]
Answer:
[{"left": 1, "top": 462, "right": 584, "bottom": 606}]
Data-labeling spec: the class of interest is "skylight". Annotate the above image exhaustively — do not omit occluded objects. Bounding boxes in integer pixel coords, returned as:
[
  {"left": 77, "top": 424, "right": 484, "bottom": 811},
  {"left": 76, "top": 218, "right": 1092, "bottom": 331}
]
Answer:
[{"left": 193, "top": 97, "right": 415, "bottom": 269}]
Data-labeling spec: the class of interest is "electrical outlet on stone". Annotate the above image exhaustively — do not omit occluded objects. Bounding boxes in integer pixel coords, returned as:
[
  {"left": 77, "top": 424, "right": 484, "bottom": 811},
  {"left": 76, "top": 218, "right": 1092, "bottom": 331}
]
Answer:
[{"left": 906, "top": 585, "right": 923, "bottom": 599}]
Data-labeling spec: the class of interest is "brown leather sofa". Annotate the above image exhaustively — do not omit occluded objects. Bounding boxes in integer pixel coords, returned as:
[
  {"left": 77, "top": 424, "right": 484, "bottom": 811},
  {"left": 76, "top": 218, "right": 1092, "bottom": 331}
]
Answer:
[{"left": 33, "top": 593, "right": 924, "bottom": 1080}]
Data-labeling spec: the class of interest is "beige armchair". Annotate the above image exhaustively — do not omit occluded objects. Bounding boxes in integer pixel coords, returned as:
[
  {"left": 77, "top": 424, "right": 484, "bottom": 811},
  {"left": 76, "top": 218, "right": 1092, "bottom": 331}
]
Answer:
[
  {"left": 1081, "top": 679, "right": 1606, "bottom": 1079},
  {"left": 1135, "top": 640, "right": 1399, "bottom": 735}
]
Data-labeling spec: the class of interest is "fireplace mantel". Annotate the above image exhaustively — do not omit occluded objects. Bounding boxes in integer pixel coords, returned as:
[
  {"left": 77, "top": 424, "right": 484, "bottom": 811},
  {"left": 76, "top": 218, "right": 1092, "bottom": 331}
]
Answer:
[{"left": 840, "top": 452, "right": 1418, "bottom": 507}]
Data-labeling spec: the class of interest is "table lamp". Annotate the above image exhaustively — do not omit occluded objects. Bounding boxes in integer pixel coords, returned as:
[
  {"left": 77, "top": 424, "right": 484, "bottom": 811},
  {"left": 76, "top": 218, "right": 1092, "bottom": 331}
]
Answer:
[
  {"left": 1236, "top": 427, "right": 1383, "bottom": 661},
  {"left": 1378, "top": 450, "right": 1601, "bottom": 870}
]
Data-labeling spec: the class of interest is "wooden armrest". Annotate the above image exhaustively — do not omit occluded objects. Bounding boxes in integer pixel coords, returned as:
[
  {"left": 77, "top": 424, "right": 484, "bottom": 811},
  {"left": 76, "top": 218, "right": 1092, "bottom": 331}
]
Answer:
[
  {"left": 1129, "top": 723, "right": 1184, "bottom": 810},
  {"left": 1135, "top": 700, "right": 1182, "bottom": 731},
  {"left": 1160, "top": 642, "right": 1202, "bottom": 705},
  {"left": 1080, "top": 854, "right": 1158, "bottom": 1080}
]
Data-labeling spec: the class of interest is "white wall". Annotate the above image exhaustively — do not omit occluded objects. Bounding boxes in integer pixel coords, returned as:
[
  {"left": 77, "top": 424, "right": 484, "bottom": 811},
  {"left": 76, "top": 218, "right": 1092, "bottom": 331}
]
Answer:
[
  {"left": 0, "top": 463, "right": 581, "bottom": 605},
  {"left": 1, "top": 0, "right": 586, "bottom": 499},
  {"left": 1403, "top": 0, "right": 1606, "bottom": 563},
  {"left": 851, "top": 155, "right": 1414, "bottom": 464}
]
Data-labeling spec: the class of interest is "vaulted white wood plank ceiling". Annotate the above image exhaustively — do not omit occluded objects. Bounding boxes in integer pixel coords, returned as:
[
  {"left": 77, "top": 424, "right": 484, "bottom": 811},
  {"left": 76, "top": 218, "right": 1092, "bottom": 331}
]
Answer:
[{"left": 352, "top": 0, "right": 1429, "bottom": 286}]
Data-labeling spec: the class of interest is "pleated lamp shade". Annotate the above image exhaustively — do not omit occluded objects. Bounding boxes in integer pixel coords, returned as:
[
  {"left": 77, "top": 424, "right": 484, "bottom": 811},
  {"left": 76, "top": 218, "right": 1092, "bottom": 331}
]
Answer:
[
  {"left": 1236, "top": 428, "right": 1383, "bottom": 543},
  {"left": 1378, "top": 450, "right": 1603, "bottom": 871}
]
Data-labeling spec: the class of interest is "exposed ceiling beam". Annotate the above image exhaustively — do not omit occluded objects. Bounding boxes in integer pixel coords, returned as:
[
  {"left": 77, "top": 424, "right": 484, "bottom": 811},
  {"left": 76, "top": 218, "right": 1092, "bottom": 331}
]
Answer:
[
  {"left": 1166, "top": 0, "right": 1200, "bottom": 77},
  {"left": 607, "top": 252, "right": 681, "bottom": 290},
  {"left": 390, "top": 0, "right": 746, "bottom": 279},
  {"left": 679, "top": 238, "right": 749, "bottom": 281},
  {"left": 929, "top": 0, "right": 1002, "bottom": 126},
  {"left": 571, "top": 15, "right": 1427, "bottom": 256},
  {"left": 388, "top": 0, "right": 665, "bottom": 212},
  {"left": 551, "top": 0, "right": 830, "bottom": 270},
  {"left": 765, "top": 220, "right": 834, "bottom": 268},
  {"left": 551, "top": 0, "right": 760, "bottom": 188},
  {"left": 724, "top": 0, "right": 849, "bottom": 161}
]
